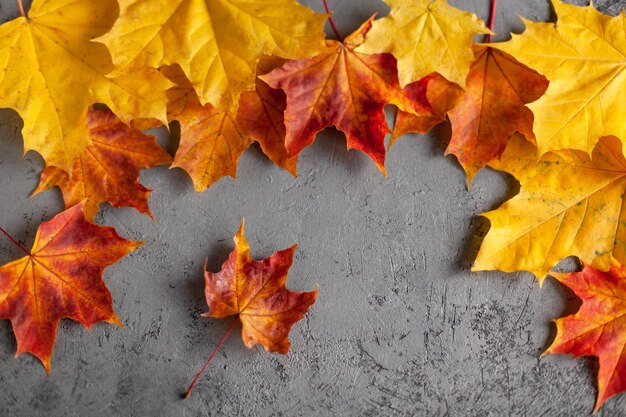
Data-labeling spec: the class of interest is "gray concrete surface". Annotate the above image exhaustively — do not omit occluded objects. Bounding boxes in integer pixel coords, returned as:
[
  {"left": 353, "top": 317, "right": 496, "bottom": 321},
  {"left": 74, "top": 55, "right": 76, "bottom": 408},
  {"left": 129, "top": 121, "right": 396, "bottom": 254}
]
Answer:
[{"left": 1, "top": 0, "right": 625, "bottom": 416}]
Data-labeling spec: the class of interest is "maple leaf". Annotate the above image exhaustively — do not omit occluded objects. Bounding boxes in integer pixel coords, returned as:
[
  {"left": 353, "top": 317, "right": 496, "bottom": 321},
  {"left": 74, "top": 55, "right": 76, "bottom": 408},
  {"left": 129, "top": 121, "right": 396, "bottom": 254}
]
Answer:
[
  {"left": 183, "top": 219, "right": 317, "bottom": 398},
  {"left": 491, "top": 0, "right": 626, "bottom": 156},
  {"left": 261, "top": 18, "right": 437, "bottom": 174},
  {"left": 356, "top": 0, "right": 490, "bottom": 88},
  {"left": 473, "top": 134, "right": 626, "bottom": 283},
  {"left": 165, "top": 58, "right": 294, "bottom": 192},
  {"left": 0, "top": 203, "right": 141, "bottom": 372},
  {"left": 445, "top": 45, "right": 548, "bottom": 184},
  {"left": 237, "top": 57, "right": 297, "bottom": 177},
  {"left": 97, "top": 0, "right": 327, "bottom": 113},
  {"left": 203, "top": 220, "right": 317, "bottom": 353},
  {"left": 390, "top": 73, "right": 464, "bottom": 147},
  {"left": 547, "top": 259, "right": 626, "bottom": 411},
  {"left": 0, "top": 0, "right": 171, "bottom": 171},
  {"left": 32, "top": 107, "right": 172, "bottom": 221}
]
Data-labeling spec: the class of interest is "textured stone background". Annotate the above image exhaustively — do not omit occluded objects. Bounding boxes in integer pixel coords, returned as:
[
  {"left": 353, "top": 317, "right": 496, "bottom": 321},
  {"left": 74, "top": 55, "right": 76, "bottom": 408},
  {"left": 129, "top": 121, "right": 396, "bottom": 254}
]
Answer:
[{"left": 1, "top": 0, "right": 626, "bottom": 416}]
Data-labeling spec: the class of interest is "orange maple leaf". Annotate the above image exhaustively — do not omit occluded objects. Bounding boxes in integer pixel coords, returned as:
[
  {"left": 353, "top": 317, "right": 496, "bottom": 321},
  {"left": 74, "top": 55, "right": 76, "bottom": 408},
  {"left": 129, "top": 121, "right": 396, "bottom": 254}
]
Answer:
[
  {"left": 261, "top": 18, "right": 437, "bottom": 174},
  {"left": 391, "top": 73, "right": 464, "bottom": 147},
  {"left": 547, "top": 259, "right": 626, "bottom": 411},
  {"left": 33, "top": 107, "right": 172, "bottom": 221},
  {"left": 184, "top": 220, "right": 317, "bottom": 397},
  {"left": 237, "top": 58, "right": 296, "bottom": 177},
  {"left": 165, "top": 58, "right": 294, "bottom": 192},
  {"left": 0, "top": 203, "right": 141, "bottom": 372},
  {"left": 391, "top": 46, "right": 548, "bottom": 184},
  {"left": 203, "top": 220, "right": 317, "bottom": 353},
  {"left": 446, "top": 46, "right": 548, "bottom": 184}
]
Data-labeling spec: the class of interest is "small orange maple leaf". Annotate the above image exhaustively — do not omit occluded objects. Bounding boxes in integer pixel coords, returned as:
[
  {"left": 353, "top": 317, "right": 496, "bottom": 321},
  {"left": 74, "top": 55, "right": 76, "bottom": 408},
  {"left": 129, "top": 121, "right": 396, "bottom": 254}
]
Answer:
[
  {"left": 165, "top": 58, "right": 294, "bottom": 192},
  {"left": 261, "top": 17, "right": 438, "bottom": 174},
  {"left": 33, "top": 107, "right": 172, "bottom": 221},
  {"left": 185, "top": 219, "right": 317, "bottom": 397},
  {"left": 391, "top": 73, "right": 464, "bottom": 147},
  {"left": 446, "top": 45, "right": 548, "bottom": 184},
  {"left": 547, "top": 259, "right": 626, "bottom": 411},
  {"left": 203, "top": 220, "right": 317, "bottom": 353},
  {"left": 0, "top": 203, "right": 141, "bottom": 372},
  {"left": 237, "top": 58, "right": 296, "bottom": 177}
]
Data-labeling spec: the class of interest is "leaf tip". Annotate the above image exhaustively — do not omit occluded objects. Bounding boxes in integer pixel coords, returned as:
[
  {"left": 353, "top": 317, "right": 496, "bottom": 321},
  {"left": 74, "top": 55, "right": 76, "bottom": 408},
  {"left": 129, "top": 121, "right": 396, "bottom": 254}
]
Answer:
[
  {"left": 130, "top": 240, "right": 146, "bottom": 251},
  {"left": 111, "top": 313, "right": 124, "bottom": 327},
  {"left": 536, "top": 274, "right": 548, "bottom": 288},
  {"left": 593, "top": 395, "right": 607, "bottom": 414},
  {"left": 38, "top": 355, "right": 52, "bottom": 375}
]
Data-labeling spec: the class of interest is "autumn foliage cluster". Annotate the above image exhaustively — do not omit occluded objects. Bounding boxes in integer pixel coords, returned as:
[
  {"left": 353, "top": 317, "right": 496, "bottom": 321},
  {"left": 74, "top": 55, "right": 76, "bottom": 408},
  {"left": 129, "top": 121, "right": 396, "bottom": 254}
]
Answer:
[{"left": 1, "top": 0, "right": 626, "bottom": 411}]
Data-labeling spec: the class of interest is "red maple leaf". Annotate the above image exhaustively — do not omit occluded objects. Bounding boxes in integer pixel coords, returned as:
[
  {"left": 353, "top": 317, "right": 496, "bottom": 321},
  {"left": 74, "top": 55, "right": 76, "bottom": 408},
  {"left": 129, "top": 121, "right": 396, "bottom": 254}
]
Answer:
[
  {"left": 0, "top": 203, "right": 141, "bottom": 372},
  {"left": 261, "top": 18, "right": 436, "bottom": 173},
  {"left": 547, "top": 259, "right": 626, "bottom": 411}
]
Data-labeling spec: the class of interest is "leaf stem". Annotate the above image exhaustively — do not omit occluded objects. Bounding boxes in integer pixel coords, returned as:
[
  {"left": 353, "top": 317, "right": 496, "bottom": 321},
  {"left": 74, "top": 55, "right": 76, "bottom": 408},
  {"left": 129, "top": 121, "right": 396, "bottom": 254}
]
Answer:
[
  {"left": 0, "top": 227, "right": 30, "bottom": 256},
  {"left": 17, "top": 0, "right": 26, "bottom": 18},
  {"left": 487, "top": 0, "right": 497, "bottom": 43},
  {"left": 183, "top": 318, "right": 238, "bottom": 399},
  {"left": 322, "top": 0, "right": 342, "bottom": 42}
]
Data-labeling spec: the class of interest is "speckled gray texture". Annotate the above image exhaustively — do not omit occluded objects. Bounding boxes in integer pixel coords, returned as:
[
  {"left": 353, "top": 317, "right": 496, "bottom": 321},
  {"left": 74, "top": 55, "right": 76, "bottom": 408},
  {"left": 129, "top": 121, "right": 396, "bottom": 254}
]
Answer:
[{"left": 1, "top": 0, "right": 626, "bottom": 416}]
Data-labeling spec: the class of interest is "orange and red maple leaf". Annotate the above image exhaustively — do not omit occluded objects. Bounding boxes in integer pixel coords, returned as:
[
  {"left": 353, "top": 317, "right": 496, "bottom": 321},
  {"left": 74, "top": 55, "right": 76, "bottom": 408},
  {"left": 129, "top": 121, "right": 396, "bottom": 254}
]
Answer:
[
  {"left": 0, "top": 204, "right": 141, "bottom": 372},
  {"left": 392, "top": 46, "right": 548, "bottom": 183},
  {"left": 165, "top": 58, "right": 294, "bottom": 192},
  {"left": 203, "top": 220, "right": 317, "bottom": 354},
  {"left": 547, "top": 259, "right": 626, "bottom": 411},
  {"left": 33, "top": 107, "right": 172, "bottom": 221},
  {"left": 262, "top": 18, "right": 437, "bottom": 174},
  {"left": 446, "top": 46, "right": 548, "bottom": 183},
  {"left": 184, "top": 220, "right": 317, "bottom": 397},
  {"left": 391, "top": 73, "right": 464, "bottom": 147}
]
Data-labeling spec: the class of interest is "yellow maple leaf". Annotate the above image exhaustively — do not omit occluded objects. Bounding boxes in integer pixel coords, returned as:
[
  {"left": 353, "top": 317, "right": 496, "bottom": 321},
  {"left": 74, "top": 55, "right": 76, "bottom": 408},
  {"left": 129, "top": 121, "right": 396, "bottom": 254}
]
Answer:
[
  {"left": 97, "top": 0, "right": 327, "bottom": 113},
  {"left": 356, "top": 0, "right": 490, "bottom": 87},
  {"left": 473, "top": 134, "right": 626, "bottom": 284},
  {"left": 0, "top": 0, "right": 171, "bottom": 172},
  {"left": 491, "top": 0, "right": 626, "bottom": 156}
]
